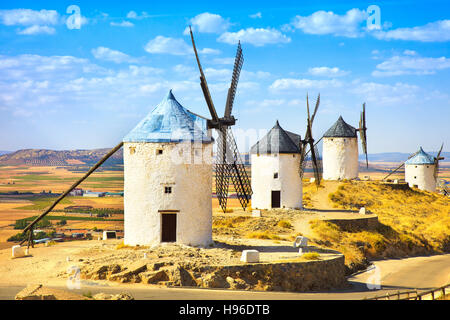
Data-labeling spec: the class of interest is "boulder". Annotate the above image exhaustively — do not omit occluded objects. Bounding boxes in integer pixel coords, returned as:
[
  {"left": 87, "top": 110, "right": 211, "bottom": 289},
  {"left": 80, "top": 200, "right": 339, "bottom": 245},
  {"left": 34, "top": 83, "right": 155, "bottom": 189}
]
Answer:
[{"left": 140, "top": 270, "right": 169, "bottom": 284}]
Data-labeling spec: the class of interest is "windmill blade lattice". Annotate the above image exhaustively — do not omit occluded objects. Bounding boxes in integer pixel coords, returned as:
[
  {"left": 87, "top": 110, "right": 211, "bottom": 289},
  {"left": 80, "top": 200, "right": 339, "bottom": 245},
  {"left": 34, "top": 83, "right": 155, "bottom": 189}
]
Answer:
[
  {"left": 215, "top": 127, "right": 252, "bottom": 212},
  {"left": 224, "top": 42, "right": 243, "bottom": 118}
]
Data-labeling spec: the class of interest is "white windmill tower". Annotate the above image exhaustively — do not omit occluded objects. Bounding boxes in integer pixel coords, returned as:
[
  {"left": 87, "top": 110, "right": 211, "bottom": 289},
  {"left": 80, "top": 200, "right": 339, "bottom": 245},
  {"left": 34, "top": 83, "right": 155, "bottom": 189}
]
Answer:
[
  {"left": 404, "top": 145, "right": 444, "bottom": 192},
  {"left": 322, "top": 104, "right": 368, "bottom": 180},
  {"left": 383, "top": 144, "right": 445, "bottom": 193},
  {"left": 123, "top": 90, "right": 214, "bottom": 247},
  {"left": 250, "top": 94, "right": 323, "bottom": 210},
  {"left": 250, "top": 121, "right": 303, "bottom": 209}
]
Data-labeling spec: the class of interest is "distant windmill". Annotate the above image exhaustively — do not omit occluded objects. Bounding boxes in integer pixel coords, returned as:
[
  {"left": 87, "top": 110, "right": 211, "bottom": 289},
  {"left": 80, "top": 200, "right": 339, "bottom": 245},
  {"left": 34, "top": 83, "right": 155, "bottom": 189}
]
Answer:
[
  {"left": 321, "top": 103, "right": 368, "bottom": 180},
  {"left": 383, "top": 144, "right": 445, "bottom": 193},
  {"left": 189, "top": 27, "right": 252, "bottom": 213},
  {"left": 249, "top": 94, "right": 322, "bottom": 210}
]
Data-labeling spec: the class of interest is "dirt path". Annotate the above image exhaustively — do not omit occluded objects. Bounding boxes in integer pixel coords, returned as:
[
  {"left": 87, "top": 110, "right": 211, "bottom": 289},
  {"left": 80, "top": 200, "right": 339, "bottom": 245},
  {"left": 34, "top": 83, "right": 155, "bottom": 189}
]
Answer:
[{"left": 308, "top": 181, "right": 340, "bottom": 210}]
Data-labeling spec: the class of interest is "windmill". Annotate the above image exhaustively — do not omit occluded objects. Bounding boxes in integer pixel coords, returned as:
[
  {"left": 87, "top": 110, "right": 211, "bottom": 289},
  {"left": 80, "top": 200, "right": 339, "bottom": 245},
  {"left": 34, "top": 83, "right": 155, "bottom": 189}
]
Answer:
[
  {"left": 383, "top": 144, "right": 445, "bottom": 193},
  {"left": 321, "top": 103, "right": 368, "bottom": 180},
  {"left": 189, "top": 27, "right": 252, "bottom": 213},
  {"left": 299, "top": 93, "right": 323, "bottom": 187}
]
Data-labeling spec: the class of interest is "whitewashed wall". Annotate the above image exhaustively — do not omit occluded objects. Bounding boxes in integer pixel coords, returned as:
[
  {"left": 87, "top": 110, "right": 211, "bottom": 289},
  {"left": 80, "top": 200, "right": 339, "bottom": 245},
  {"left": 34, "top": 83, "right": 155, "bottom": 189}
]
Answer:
[
  {"left": 251, "top": 153, "right": 302, "bottom": 209},
  {"left": 123, "top": 142, "right": 213, "bottom": 247},
  {"left": 323, "top": 137, "right": 359, "bottom": 180},
  {"left": 405, "top": 164, "right": 436, "bottom": 192}
]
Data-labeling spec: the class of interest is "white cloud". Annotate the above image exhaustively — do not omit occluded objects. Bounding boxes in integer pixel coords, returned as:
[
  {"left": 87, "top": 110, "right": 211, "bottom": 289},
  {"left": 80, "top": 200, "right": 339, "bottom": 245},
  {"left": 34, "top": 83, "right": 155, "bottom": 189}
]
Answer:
[
  {"left": 270, "top": 78, "right": 343, "bottom": 91},
  {"left": 373, "top": 20, "right": 450, "bottom": 42},
  {"left": 290, "top": 9, "right": 367, "bottom": 38},
  {"left": 110, "top": 20, "right": 134, "bottom": 27},
  {"left": 199, "top": 48, "right": 221, "bottom": 55},
  {"left": 403, "top": 49, "right": 417, "bottom": 56},
  {"left": 126, "top": 11, "right": 150, "bottom": 20},
  {"left": 184, "top": 12, "right": 230, "bottom": 34},
  {"left": 308, "top": 67, "right": 350, "bottom": 77},
  {"left": 17, "top": 25, "right": 56, "bottom": 35},
  {"left": 249, "top": 12, "right": 262, "bottom": 19},
  {"left": 372, "top": 53, "right": 450, "bottom": 77},
  {"left": 126, "top": 11, "right": 138, "bottom": 19},
  {"left": 144, "top": 36, "right": 192, "bottom": 55},
  {"left": 91, "top": 47, "right": 135, "bottom": 63},
  {"left": 212, "top": 57, "right": 235, "bottom": 65},
  {"left": 0, "top": 8, "right": 60, "bottom": 35},
  {"left": 350, "top": 81, "right": 420, "bottom": 106},
  {"left": 218, "top": 28, "right": 291, "bottom": 46},
  {"left": 0, "top": 9, "right": 59, "bottom": 26}
]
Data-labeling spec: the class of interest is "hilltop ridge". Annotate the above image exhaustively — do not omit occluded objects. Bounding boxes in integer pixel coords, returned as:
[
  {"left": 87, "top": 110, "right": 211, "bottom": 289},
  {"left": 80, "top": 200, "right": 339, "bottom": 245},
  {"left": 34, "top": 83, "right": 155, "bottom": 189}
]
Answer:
[{"left": 0, "top": 148, "right": 123, "bottom": 166}]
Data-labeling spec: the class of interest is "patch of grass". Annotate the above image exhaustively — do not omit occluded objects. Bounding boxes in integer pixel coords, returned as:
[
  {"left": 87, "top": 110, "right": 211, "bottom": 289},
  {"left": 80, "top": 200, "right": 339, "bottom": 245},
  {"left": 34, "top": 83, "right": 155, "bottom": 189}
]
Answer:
[
  {"left": 277, "top": 220, "right": 292, "bottom": 229},
  {"left": 12, "top": 175, "right": 64, "bottom": 181},
  {"left": 247, "top": 231, "right": 282, "bottom": 240},
  {"left": 213, "top": 216, "right": 250, "bottom": 229},
  {"left": 301, "top": 252, "right": 320, "bottom": 260},
  {"left": 16, "top": 196, "right": 73, "bottom": 210}
]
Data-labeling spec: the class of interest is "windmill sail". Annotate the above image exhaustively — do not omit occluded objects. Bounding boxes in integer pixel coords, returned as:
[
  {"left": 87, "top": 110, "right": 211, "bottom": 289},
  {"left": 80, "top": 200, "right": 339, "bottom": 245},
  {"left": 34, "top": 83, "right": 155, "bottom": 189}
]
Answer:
[
  {"left": 299, "top": 93, "right": 322, "bottom": 186},
  {"left": 359, "top": 103, "right": 368, "bottom": 168},
  {"left": 224, "top": 42, "right": 243, "bottom": 118},
  {"left": 190, "top": 28, "right": 252, "bottom": 213}
]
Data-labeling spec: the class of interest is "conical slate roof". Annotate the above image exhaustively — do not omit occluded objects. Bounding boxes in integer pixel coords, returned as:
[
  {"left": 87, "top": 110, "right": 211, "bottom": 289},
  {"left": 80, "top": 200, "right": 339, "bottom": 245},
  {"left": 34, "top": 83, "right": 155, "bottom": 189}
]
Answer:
[
  {"left": 123, "top": 90, "right": 212, "bottom": 143},
  {"left": 405, "top": 147, "right": 435, "bottom": 165},
  {"left": 323, "top": 116, "right": 357, "bottom": 138},
  {"left": 250, "top": 121, "right": 301, "bottom": 154}
]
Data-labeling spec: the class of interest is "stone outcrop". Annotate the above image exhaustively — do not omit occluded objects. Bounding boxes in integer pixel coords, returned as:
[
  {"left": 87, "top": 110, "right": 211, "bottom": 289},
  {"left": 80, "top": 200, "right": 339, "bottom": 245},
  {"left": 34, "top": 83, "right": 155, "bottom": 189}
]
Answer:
[{"left": 80, "top": 255, "right": 346, "bottom": 292}]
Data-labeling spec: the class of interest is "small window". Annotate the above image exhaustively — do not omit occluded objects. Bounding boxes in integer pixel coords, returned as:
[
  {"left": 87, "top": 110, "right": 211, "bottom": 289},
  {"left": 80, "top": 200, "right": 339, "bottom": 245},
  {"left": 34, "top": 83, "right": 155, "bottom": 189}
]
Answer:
[
  {"left": 343, "top": 139, "right": 346, "bottom": 142},
  {"left": 274, "top": 173, "right": 279, "bottom": 179},
  {"left": 157, "top": 149, "right": 163, "bottom": 155},
  {"left": 414, "top": 176, "right": 417, "bottom": 179},
  {"left": 129, "top": 146, "right": 136, "bottom": 155},
  {"left": 426, "top": 165, "right": 429, "bottom": 168},
  {"left": 164, "top": 186, "right": 172, "bottom": 194},
  {"left": 415, "top": 166, "right": 417, "bottom": 168}
]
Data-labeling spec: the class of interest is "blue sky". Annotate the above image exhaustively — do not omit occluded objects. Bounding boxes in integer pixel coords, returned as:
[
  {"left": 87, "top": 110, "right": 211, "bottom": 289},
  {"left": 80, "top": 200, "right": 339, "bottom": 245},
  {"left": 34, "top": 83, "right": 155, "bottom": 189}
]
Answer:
[{"left": 0, "top": 0, "right": 449, "bottom": 154}]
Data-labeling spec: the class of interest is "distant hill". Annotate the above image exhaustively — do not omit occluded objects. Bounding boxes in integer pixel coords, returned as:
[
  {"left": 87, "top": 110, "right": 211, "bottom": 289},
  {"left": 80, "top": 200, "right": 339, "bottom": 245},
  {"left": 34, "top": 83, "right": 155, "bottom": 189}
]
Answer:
[
  {"left": 0, "top": 147, "right": 447, "bottom": 167},
  {"left": 0, "top": 148, "right": 123, "bottom": 166},
  {"left": 359, "top": 152, "right": 450, "bottom": 163}
]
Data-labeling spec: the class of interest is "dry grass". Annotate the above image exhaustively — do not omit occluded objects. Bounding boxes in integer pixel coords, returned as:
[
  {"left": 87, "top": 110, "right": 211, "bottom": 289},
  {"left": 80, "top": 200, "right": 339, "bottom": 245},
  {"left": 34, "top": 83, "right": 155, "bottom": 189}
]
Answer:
[
  {"left": 247, "top": 231, "right": 282, "bottom": 240},
  {"left": 309, "top": 181, "right": 450, "bottom": 272},
  {"left": 277, "top": 220, "right": 292, "bottom": 229},
  {"left": 301, "top": 252, "right": 321, "bottom": 260}
]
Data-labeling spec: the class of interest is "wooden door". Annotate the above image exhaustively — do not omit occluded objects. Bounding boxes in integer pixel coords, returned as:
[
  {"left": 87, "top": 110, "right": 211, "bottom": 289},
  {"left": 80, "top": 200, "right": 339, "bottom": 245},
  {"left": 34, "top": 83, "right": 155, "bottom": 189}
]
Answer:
[
  {"left": 271, "top": 191, "right": 281, "bottom": 208},
  {"left": 161, "top": 213, "right": 177, "bottom": 242}
]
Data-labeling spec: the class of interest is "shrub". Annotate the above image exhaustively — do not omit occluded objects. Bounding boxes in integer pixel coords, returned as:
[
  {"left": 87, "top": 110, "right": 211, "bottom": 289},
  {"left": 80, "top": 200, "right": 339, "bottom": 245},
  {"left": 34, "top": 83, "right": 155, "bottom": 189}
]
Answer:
[
  {"left": 277, "top": 220, "right": 292, "bottom": 229},
  {"left": 302, "top": 252, "right": 320, "bottom": 260}
]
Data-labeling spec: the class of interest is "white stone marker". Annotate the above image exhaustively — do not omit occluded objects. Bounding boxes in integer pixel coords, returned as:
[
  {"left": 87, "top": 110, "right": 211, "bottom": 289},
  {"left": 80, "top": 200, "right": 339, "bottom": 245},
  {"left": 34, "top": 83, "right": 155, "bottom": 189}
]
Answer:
[
  {"left": 293, "top": 236, "right": 308, "bottom": 248},
  {"left": 252, "top": 210, "right": 261, "bottom": 217},
  {"left": 12, "top": 245, "right": 25, "bottom": 258},
  {"left": 359, "top": 207, "right": 370, "bottom": 215},
  {"left": 240, "top": 250, "right": 260, "bottom": 263}
]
